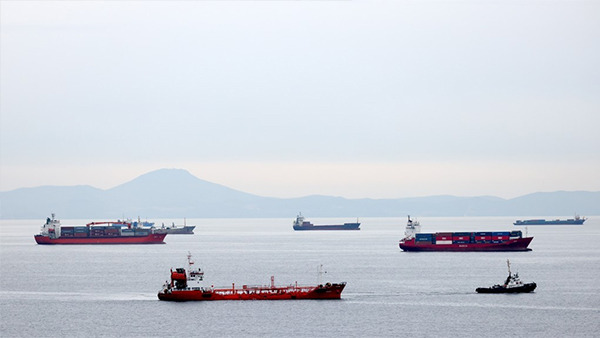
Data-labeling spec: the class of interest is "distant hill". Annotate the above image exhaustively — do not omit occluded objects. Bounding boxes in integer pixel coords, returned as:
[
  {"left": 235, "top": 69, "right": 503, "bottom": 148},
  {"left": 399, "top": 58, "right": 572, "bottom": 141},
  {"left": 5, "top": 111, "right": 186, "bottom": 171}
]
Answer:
[{"left": 1, "top": 168, "right": 599, "bottom": 219}]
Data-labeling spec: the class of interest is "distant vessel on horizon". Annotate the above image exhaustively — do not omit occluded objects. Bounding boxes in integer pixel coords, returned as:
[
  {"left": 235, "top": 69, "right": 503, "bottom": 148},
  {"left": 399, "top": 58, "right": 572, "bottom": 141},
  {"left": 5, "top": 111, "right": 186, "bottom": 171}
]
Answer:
[
  {"left": 514, "top": 215, "right": 586, "bottom": 226},
  {"left": 292, "top": 213, "right": 360, "bottom": 231},
  {"left": 154, "top": 220, "right": 195, "bottom": 235},
  {"left": 109, "top": 217, "right": 195, "bottom": 235}
]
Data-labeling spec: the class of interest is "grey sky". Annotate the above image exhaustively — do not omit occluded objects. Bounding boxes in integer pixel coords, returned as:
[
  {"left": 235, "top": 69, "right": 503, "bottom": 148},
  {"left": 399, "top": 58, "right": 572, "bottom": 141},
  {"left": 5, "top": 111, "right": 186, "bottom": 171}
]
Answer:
[{"left": 1, "top": 1, "right": 599, "bottom": 199}]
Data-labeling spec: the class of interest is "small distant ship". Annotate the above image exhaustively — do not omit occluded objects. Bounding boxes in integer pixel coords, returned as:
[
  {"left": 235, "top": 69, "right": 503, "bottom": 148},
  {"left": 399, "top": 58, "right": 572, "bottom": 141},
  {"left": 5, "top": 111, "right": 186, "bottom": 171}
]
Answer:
[
  {"left": 157, "top": 253, "right": 346, "bottom": 301},
  {"left": 34, "top": 214, "right": 166, "bottom": 245},
  {"left": 106, "top": 218, "right": 155, "bottom": 228},
  {"left": 514, "top": 215, "right": 586, "bottom": 226},
  {"left": 154, "top": 220, "right": 195, "bottom": 235},
  {"left": 292, "top": 213, "right": 360, "bottom": 231},
  {"left": 399, "top": 216, "right": 533, "bottom": 252},
  {"left": 476, "top": 260, "right": 537, "bottom": 293}
]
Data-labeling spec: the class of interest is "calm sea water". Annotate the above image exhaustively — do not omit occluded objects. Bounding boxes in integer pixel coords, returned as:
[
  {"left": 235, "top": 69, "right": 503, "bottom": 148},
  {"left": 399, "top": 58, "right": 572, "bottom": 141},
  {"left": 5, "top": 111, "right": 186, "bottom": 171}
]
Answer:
[{"left": 1, "top": 216, "right": 599, "bottom": 337}]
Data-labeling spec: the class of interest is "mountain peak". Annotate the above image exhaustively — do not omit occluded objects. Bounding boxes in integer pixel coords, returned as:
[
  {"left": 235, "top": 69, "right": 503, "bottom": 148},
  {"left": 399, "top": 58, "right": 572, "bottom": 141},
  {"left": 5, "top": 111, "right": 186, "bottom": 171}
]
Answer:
[
  {"left": 110, "top": 168, "right": 206, "bottom": 192},
  {"left": 136, "top": 168, "right": 196, "bottom": 181}
]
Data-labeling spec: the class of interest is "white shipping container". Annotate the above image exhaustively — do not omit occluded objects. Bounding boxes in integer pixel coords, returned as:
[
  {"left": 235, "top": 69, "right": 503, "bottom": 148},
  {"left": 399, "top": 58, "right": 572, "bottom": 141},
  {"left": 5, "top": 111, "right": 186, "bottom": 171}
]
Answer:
[{"left": 436, "top": 240, "right": 453, "bottom": 245}]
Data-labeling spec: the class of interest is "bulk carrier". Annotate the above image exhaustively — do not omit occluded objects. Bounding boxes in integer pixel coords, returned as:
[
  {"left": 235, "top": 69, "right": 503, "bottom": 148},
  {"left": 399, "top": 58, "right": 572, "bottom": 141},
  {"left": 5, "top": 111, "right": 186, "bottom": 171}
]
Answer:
[
  {"left": 399, "top": 216, "right": 533, "bottom": 252},
  {"left": 292, "top": 213, "right": 360, "bottom": 231},
  {"left": 158, "top": 254, "right": 346, "bottom": 301},
  {"left": 154, "top": 221, "right": 195, "bottom": 235},
  {"left": 514, "top": 215, "right": 586, "bottom": 225},
  {"left": 34, "top": 214, "right": 166, "bottom": 244}
]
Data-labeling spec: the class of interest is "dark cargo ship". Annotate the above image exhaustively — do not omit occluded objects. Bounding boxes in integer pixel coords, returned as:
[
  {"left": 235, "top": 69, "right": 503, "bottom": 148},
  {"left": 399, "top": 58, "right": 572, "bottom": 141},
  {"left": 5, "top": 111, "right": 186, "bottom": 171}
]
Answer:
[
  {"left": 292, "top": 213, "right": 360, "bottom": 231},
  {"left": 514, "top": 215, "right": 586, "bottom": 226},
  {"left": 154, "top": 221, "right": 196, "bottom": 235},
  {"left": 34, "top": 214, "right": 166, "bottom": 244},
  {"left": 399, "top": 216, "right": 533, "bottom": 252}
]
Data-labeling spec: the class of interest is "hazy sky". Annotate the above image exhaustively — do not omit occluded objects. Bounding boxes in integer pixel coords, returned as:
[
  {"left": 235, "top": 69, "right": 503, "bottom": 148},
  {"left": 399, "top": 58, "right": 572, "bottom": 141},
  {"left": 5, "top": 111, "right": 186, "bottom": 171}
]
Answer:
[{"left": 1, "top": 0, "right": 599, "bottom": 199}]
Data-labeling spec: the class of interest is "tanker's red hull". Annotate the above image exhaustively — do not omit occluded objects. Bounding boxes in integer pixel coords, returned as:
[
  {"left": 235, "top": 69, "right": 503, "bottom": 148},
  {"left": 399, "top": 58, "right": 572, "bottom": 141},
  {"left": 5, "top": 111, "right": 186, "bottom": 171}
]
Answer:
[
  {"left": 34, "top": 233, "right": 166, "bottom": 244},
  {"left": 399, "top": 237, "right": 533, "bottom": 252},
  {"left": 158, "top": 283, "right": 346, "bottom": 301}
]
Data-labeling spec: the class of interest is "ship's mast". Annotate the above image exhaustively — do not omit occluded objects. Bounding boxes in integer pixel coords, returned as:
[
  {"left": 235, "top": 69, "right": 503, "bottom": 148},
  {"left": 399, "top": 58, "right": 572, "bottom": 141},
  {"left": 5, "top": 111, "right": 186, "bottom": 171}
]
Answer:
[
  {"left": 317, "top": 264, "right": 326, "bottom": 285},
  {"left": 186, "top": 252, "right": 204, "bottom": 282},
  {"left": 187, "top": 251, "right": 195, "bottom": 272}
]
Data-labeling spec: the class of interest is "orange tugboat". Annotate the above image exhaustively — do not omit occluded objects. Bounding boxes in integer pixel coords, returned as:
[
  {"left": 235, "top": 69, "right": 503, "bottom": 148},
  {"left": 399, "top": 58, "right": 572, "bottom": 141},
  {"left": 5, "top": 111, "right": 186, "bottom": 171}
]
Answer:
[{"left": 157, "top": 254, "right": 346, "bottom": 301}]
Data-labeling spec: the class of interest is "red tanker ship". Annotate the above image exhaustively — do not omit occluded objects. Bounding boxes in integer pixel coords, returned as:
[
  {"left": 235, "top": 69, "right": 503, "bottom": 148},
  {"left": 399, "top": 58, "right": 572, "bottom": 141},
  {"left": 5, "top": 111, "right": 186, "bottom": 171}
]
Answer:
[
  {"left": 158, "top": 254, "right": 346, "bottom": 301},
  {"left": 399, "top": 216, "right": 533, "bottom": 252},
  {"left": 34, "top": 214, "right": 166, "bottom": 244}
]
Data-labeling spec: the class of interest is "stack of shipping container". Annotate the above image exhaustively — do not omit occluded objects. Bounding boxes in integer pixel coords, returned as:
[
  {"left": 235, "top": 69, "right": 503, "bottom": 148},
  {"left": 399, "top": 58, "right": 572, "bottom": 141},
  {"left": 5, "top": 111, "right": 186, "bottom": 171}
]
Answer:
[
  {"left": 73, "top": 226, "right": 88, "bottom": 237},
  {"left": 414, "top": 230, "right": 523, "bottom": 245},
  {"left": 60, "top": 226, "right": 74, "bottom": 237}
]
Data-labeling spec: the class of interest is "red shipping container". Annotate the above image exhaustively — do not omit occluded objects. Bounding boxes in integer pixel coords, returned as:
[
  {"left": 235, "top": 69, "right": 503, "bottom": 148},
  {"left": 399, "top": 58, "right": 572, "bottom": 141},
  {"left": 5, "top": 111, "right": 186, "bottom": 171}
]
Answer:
[{"left": 453, "top": 236, "right": 470, "bottom": 241}]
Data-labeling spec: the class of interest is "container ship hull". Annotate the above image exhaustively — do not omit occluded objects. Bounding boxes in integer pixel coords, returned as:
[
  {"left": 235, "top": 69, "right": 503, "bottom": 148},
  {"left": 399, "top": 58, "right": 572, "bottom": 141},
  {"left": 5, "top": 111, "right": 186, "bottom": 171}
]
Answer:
[
  {"left": 34, "top": 233, "right": 166, "bottom": 245},
  {"left": 399, "top": 237, "right": 533, "bottom": 252},
  {"left": 158, "top": 283, "right": 345, "bottom": 301},
  {"left": 293, "top": 223, "right": 360, "bottom": 231}
]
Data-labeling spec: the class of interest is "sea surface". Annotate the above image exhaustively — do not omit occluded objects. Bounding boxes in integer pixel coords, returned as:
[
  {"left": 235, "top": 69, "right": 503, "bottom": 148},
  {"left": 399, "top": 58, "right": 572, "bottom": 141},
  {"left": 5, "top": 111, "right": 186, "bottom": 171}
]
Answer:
[{"left": 1, "top": 216, "right": 599, "bottom": 337}]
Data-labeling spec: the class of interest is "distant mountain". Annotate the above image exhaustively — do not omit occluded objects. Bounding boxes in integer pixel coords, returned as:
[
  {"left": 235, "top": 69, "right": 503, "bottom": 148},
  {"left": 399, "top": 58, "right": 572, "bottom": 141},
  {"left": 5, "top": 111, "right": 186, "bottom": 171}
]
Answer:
[{"left": 1, "top": 168, "right": 599, "bottom": 219}]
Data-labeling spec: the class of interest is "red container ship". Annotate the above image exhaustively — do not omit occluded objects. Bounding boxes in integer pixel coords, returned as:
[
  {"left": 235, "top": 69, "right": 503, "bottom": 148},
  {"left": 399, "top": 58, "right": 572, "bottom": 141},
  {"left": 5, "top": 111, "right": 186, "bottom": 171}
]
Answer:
[
  {"left": 34, "top": 214, "right": 166, "bottom": 244},
  {"left": 399, "top": 216, "right": 533, "bottom": 252},
  {"left": 158, "top": 254, "right": 346, "bottom": 301},
  {"left": 292, "top": 213, "right": 360, "bottom": 231}
]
